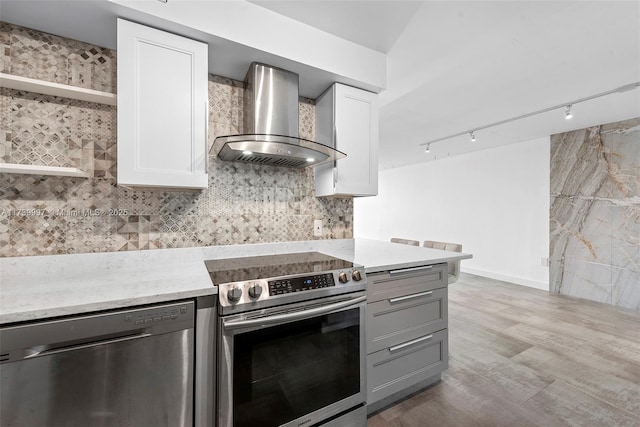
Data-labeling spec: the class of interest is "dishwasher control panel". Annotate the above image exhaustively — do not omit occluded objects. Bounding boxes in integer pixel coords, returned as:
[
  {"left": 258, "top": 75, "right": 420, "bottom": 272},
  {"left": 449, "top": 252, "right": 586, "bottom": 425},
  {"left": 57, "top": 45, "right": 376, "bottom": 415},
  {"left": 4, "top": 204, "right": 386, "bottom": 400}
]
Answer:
[
  {"left": 126, "top": 305, "right": 190, "bottom": 325},
  {"left": 0, "top": 301, "right": 195, "bottom": 365}
]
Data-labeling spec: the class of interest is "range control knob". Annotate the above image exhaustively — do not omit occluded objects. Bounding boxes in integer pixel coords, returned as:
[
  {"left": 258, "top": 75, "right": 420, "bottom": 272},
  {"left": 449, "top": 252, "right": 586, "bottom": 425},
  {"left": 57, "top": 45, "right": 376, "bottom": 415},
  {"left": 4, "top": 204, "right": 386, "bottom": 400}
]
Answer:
[
  {"left": 338, "top": 271, "right": 350, "bottom": 283},
  {"left": 227, "top": 287, "right": 243, "bottom": 303},
  {"left": 248, "top": 284, "right": 263, "bottom": 299},
  {"left": 352, "top": 270, "right": 363, "bottom": 281}
]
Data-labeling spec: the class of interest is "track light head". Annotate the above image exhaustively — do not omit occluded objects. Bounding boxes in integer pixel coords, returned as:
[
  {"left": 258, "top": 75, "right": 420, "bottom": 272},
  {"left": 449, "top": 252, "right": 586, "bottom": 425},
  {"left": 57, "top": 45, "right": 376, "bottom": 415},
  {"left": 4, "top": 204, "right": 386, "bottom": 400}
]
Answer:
[
  {"left": 565, "top": 105, "right": 573, "bottom": 120},
  {"left": 470, "top": 131, "right": 476, "bottom": 142},
  {"left": 425, "top": 144, "right": 431, "bottom": 153}
]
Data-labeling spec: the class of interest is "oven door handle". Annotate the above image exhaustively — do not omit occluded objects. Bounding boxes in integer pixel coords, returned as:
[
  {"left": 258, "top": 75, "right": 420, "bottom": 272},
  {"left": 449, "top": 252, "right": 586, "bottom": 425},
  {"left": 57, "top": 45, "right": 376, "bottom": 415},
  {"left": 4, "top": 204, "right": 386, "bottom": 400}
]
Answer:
[{"left": 223, "top": 295, "right": 366, "bottom": 331}]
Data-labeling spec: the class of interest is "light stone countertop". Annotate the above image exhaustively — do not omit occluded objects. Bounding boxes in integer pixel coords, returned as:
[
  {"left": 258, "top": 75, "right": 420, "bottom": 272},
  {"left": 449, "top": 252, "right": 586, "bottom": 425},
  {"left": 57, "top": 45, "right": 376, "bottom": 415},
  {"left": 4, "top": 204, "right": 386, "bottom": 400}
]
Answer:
[
  {"left": 328, "top": 238, "right": 472, "bottom": 274},
  {"left": 0, "top": 238, "right": 471, "bottom": 325}
]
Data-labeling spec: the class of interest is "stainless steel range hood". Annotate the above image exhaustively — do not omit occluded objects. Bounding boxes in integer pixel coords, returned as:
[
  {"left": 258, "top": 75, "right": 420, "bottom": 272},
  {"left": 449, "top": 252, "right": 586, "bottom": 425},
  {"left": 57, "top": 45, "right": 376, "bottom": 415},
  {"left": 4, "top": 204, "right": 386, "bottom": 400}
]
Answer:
[{"left": 211, "top": 63, "right": 346, "bottom": 168}]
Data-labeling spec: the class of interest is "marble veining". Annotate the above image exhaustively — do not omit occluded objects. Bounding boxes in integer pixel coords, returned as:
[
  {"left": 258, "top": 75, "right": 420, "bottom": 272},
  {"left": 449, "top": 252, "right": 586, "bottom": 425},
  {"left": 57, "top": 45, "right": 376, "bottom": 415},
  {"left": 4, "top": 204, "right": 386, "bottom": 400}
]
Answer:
[{"left": 550, "top": 118, "right": 640, "bottom": 309}]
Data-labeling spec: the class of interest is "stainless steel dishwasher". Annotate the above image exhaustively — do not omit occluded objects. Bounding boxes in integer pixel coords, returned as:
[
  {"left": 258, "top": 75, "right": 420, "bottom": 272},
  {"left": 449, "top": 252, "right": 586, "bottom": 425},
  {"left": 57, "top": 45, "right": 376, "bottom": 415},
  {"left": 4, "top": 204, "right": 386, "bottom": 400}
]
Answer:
[{"left": 0, "top": 301, "right": 195, "bottom": 427}]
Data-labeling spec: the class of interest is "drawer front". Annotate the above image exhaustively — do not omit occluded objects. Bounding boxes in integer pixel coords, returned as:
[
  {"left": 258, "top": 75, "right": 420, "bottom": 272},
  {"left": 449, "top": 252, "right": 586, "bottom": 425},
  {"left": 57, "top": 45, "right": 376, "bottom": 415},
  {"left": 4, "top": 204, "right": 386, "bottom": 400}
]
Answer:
[
  {"left": 366, "top": 264, "right": 447, "bottom": 303},
  {"left": 367, "top": 287, "right": 447, "bottom": 354},
  {"left": 367, "top": 329, "right": 448, "bottom": 405}
]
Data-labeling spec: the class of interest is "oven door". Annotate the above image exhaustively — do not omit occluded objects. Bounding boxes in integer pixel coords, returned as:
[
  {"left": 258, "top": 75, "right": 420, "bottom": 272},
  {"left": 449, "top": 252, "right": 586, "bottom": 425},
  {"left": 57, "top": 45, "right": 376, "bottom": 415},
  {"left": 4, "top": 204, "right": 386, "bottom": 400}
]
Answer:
[{"left": 218, "top": 292, "right": 366, "bottom": 427}]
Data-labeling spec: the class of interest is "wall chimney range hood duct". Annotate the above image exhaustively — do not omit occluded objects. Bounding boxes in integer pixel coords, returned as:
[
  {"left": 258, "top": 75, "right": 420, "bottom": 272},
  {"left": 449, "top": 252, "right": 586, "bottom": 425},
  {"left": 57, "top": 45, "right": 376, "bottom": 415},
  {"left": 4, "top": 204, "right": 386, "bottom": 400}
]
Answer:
[{"left": 212, "top": 63, "right": 345, "bottom": 168}]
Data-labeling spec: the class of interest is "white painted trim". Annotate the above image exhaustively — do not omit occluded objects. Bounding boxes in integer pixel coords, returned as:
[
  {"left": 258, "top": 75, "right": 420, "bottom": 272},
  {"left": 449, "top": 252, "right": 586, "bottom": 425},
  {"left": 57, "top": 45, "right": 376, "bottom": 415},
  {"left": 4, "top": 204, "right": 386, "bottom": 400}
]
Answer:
[
  {"left": 0, "top": 163, "right": 89, "bottom": 178},
  {"left": 0, "top": 73, "right": 117, "bottom": 106},
  {"left": 461, "top": 266, "right": 549, "bottom": 291}
]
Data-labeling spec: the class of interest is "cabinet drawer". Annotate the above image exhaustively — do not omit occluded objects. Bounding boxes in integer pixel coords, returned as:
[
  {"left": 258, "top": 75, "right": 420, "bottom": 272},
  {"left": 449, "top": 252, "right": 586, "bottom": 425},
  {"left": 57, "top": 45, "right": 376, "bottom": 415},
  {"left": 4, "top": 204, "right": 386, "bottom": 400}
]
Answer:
[
  {"left": 366, "top": 263, "right": 447, "bottom": 303},
  {"left": 367, "top": 287, "right": 447, "bottom": 354},
  {"left": 367, "top": 329, "right": 448, "bottom": 405}
]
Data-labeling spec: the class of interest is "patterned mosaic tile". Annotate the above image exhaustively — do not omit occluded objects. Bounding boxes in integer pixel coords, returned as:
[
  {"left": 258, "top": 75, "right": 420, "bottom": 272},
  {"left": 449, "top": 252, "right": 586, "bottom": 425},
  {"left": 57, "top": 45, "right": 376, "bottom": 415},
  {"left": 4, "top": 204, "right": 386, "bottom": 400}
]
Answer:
[
  {"left": 0, "top": 90, "right": 11, "bottom": 163},
  {"left": 65, "top": 215, "right": 123, "bottom": 254},
  {"left": 299, "top": 99, "right": 315, "bottom": 140},
  {"left": 2, "top": 174, "right": 71, "bottom": 201},
  {"left": 0, "top": 23, "right": 10, "bottom": 73},
  {"left": 211, "top": 76, "right": 242, "bottom": 132},
  {"left": 0, "top": 215, "right": 10, "bottom": 255},
  {"left": 159, "top": 192, "right": 202, "bottom": 216},
  {"left": 1, "top": 22, "right": 116, "bottom": 93},
  {"left": 9, "top": 91, "right": 71, "bottom": 167},
  {"left": 117, "top": 186, "right": 161, "bottom": 216},
  {"left": 67, "top": 177, "right": 116, "bottom": 210},
  {"left": 209, "top": 78, "right": 234, "bottom": 124},
  {"left": 7, "top": 23, "right": 69, "bottom": 85},
  {"left": 67, "top": 45, "right": 117, "bottom": 93},
  {"left": 9, "top": 213, "right": 66, "bottom": 256},
  {"left": 0, "top": 23, "right": 353, "bottom": 258}
]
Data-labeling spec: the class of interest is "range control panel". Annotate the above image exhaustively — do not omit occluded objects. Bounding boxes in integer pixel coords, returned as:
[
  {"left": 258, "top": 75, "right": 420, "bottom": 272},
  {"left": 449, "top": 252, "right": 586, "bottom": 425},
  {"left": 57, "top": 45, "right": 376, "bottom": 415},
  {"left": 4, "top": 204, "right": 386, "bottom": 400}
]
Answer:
[{"left": 268, "top": 273, "right": 335, "bottom": 296}]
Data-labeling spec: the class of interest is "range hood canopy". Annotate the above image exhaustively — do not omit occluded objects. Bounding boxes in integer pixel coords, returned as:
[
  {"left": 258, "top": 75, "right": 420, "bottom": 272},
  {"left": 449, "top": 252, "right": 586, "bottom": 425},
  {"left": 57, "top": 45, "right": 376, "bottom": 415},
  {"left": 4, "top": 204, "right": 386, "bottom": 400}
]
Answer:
[{"left": 211, "top": 63, "right": 346, "bottom": 168}]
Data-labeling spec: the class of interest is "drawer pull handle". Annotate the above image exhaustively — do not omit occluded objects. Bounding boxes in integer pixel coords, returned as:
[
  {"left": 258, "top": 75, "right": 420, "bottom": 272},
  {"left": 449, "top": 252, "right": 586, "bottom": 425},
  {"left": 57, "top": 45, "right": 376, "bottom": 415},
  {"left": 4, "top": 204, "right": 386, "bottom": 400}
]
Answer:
[
  {"left": 389, "top": 291, "right": 433, "bottom": 304},
  {"left": 389, "top": 334, "right": 433, "bottom": 353},
  {"left": 389, "top": 265, "right": 433, "bottom": 276}
]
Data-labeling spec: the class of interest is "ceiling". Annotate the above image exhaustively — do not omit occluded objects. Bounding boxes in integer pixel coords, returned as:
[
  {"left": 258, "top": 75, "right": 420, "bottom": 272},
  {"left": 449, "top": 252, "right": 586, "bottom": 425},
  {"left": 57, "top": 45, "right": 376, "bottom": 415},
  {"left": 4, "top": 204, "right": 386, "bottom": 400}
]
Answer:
[
  {"left": 247, "top": 1, "right": 422, "bottom": 53},
  {"left": 2, "top": 1, "right": 639, "bottom": 171},
  {"left": 253, "top": 0, "right": 640, "bottom": 170}
]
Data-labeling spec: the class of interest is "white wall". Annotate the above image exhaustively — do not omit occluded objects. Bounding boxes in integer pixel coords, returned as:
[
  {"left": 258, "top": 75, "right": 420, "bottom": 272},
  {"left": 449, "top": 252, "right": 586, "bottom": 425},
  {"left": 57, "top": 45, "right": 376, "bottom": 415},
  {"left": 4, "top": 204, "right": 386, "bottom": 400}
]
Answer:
[{"left": 355, "top": 137, "right": 550, "bottom": 289}]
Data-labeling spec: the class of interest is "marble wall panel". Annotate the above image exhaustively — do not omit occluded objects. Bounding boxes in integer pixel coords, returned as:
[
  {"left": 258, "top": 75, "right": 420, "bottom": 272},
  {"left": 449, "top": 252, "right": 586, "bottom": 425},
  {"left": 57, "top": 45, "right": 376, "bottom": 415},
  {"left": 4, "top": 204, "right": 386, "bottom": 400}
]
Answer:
[
  {"left": 0, "top": 22, "right": 352, "bottom": 257},
  {"left": 550, "top": 118, "right": 640, "bottom": 309}
]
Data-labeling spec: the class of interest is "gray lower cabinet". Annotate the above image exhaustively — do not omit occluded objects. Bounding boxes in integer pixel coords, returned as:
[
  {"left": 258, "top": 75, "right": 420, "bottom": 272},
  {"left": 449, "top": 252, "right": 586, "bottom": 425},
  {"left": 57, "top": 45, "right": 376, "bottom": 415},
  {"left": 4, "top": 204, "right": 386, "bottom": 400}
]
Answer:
[
  {"left": 368, "top": 329, "right": 448, "bottom": 405},
  {"left": 366, "top": 263, "right": 449, "bottom": 413}
]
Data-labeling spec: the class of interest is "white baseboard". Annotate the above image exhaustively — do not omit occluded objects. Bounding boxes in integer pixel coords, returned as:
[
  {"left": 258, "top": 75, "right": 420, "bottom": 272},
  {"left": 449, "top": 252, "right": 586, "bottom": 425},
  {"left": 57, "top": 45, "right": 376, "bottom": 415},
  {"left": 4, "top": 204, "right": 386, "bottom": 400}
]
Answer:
[{"left": 461, "top": 267, "right": 549, "bottom": 291}]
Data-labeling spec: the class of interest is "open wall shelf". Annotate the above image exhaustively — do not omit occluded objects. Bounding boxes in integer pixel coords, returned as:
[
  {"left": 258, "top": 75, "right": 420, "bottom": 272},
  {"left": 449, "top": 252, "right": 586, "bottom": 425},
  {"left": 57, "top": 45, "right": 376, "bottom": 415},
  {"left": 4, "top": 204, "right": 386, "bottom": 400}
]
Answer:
[
  {"left": 0, "top": 73, "right": 117, "bottom": 106},
  {"left": 0, "top": 163, "right": 90, "bottom": 178},
  {"left": 0, "top": 73, "right": 111, "bottom": 178}
]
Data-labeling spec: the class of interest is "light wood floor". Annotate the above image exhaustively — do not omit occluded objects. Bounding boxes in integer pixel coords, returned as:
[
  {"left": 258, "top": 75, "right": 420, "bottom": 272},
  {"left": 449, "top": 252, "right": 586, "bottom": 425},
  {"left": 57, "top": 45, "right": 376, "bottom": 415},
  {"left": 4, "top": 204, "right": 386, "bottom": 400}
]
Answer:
[{"left": 367, "top": 273, "right": 640, "bottom": 427}]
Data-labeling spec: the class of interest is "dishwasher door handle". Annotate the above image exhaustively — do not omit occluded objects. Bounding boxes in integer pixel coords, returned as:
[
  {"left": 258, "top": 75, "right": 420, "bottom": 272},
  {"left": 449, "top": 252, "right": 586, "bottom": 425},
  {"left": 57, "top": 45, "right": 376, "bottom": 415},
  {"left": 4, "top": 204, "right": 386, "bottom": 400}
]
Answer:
[{"left": 23, "top": 332, "right": 152, "bottom": 360}]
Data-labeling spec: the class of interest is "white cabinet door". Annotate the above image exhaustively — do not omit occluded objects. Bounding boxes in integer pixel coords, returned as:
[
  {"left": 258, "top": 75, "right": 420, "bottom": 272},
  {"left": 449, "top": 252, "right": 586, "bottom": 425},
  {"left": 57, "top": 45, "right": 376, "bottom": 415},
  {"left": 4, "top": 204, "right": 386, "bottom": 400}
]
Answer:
[
  {"left": 314, "top": 83, "right": 378, "bottom": 197},
  {"left": 117, "top": 19, "right": 208, "bottom": 190}
]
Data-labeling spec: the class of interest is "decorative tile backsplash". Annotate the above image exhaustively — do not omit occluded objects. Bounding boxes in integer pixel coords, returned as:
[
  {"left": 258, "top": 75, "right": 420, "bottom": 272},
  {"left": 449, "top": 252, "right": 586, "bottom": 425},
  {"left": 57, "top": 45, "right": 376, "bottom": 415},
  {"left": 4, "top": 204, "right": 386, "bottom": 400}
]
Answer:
[
  {"left": 0, "top": 22, "right": 353, "bottom": 257},
  {"left": 550, "top": 117, "right": 640, "bottom": 309}
]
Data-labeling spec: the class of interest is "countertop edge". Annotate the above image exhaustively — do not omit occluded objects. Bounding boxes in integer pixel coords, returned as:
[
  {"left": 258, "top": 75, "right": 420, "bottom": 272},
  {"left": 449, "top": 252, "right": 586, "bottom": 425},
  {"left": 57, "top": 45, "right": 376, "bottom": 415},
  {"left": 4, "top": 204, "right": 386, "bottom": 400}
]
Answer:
[
  {"left": 362, "top": 253, "right": 473, "bottom": 274},
  {"left": 0, "top": 287, "right": 218, "bottom": 326},
  {"left": 1, "top": 239, "right": 474, "bottom": 325}
]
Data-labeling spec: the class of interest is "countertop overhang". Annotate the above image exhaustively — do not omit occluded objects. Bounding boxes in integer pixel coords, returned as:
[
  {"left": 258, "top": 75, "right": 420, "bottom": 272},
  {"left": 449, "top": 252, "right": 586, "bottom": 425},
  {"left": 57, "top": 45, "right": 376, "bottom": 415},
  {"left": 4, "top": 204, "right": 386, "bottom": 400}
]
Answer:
[
  {"left": 329, "top": 238, "right": 472, "bottom": 274},
  {"left": 0, "top": 239, "right": 471, "bottom": 325}
]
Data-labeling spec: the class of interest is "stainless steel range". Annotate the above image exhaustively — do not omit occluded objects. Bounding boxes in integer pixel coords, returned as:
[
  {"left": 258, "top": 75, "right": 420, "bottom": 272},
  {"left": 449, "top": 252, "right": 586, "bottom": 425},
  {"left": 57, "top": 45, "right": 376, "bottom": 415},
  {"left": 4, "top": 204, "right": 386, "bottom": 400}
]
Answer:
[{"left": 205, "top": 252, "right": 367, "bottom": 427}]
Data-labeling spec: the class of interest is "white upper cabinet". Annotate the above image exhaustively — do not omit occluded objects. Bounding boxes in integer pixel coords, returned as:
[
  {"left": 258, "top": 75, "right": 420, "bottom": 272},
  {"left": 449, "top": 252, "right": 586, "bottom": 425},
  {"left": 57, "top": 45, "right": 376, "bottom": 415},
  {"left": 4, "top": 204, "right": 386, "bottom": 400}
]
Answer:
[
  {"left": 314, "top": 83, "right": 378, "bottom": 197},
  {"left": 117, "top": 19, "right": 208, "bottom": 190}
]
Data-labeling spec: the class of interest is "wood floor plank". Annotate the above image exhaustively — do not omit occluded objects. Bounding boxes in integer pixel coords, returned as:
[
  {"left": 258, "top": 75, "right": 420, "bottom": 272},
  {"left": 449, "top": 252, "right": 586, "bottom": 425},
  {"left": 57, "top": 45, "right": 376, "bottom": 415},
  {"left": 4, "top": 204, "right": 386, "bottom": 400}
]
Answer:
[
  {"left": 425, "top": 360, "right": 551, "bottom": 427},
  {"left": 448, "top": 314, "right": 533, "bottom": 358},
  {"left": 484, "top": 293, "right": 640, "bottom": 342},
  {"left": 525, "top": 380, "right": 640, "bottom": 427},
  {"left": 504, "top": 322, "right": 640, "bottom": 384},
  {"left": 367, "top": 273, "right": 640, "bottom": 427},
  {"left": 388, "top": 394, "right": 484, "bottom": 427},
  {"left": 449, "top": 334, "right": 553, "bottom": 402},
  {"left": 368, "top": 359, "right": 549, "bottom": 427},
  {"left": 512, "top": 346, "right": 640, "bottom": 417},
  {"left": 447, "top": 302, "right": 520, "bottom": 331}
]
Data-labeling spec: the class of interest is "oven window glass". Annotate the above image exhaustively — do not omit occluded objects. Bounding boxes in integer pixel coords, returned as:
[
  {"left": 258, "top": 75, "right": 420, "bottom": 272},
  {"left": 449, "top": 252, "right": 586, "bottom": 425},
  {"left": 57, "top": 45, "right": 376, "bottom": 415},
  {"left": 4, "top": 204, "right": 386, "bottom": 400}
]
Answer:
[{"left": 233, "top": 307, "right": 360, "bottom": 427}]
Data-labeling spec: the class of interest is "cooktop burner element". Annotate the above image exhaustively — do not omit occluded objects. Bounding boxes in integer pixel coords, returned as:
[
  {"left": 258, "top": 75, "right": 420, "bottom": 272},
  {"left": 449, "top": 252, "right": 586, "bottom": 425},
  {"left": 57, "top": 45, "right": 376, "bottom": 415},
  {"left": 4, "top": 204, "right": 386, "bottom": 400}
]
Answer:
[{"left": 205, "top": 252, "right": 365, "bottom": 315}]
